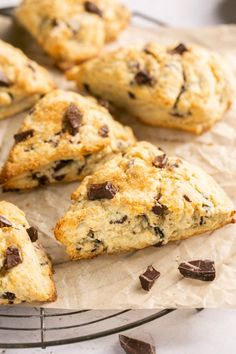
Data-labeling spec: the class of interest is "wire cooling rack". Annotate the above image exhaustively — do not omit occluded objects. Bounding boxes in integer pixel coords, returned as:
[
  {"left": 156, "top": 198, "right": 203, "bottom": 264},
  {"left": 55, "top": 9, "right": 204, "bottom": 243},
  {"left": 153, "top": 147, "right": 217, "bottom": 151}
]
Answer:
[{"left": 0, "top": 9, "right": 175, "bottom": 349}]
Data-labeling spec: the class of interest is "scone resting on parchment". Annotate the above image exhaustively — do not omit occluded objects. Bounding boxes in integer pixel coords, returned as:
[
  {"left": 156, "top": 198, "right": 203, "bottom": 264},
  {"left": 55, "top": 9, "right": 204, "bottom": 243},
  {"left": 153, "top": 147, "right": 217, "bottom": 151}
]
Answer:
[
  {"left": 0, "top": 90, "right": 135, "bottom": 191},
  {"left": 0, "top": 39, "right": 55, "bottom": 120},
  {"left": 55, "top": 141, "right": 235, "bottom": 260},
  {"left": 0, "top": 201, "right": 56, "bottom": 304},
  {"left": 68, "top": 42, "right": 234, "bottom": 134},
  {"left": 15, "top": 0, "right": 130, "bottom": 69}
]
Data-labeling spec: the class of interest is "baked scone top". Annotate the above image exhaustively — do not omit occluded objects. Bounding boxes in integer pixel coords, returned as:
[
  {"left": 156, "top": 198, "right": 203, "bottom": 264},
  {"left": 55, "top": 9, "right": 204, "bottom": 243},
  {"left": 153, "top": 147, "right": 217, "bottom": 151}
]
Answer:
[
  {"left": 0, "top": 39, "right": 55, "bottom": 118},
  {"left": 68, "top": 42, "right": 234, "bottom": 134},
  {"left": 0, "top": 89, "right": 135, "bottom": 189},
  {"left": 0, "top": 201, "right": 56, "bottom": 304},
  {"left": 55, "top": 141, "right": 235, "bottom": 260},
  {"left": 16, "top": 0, "right": 130, "bottom": 68}
]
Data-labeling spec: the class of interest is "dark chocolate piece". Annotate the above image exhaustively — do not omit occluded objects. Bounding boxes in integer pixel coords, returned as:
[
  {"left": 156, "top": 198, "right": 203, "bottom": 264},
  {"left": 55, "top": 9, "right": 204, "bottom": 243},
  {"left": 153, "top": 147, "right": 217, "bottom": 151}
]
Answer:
[
  {"left": 152, "top": 203, "right": 168, "bottom": 216},
  {"left": 0, "top": 71, "right": 11, "bottom": 87},
  {"left": 32, "top": 173, "right": 49, "bottom": 186},
  {"left": 83, "top": 83, "right": 91, "bottom": 93},
  {"left": 153, "top": 154, "right": 168, "bottom": 168},
  {"left": 0, "top": 215, "right": 13, "bottom": 228},
  {"left": 178, "top": 260, "right": 215, "bottom": 281},
  {"left": 26, "top": 227, "right": 38, "bottom": 242},
  {"left": 139, "top": 265, "right": 160, "bottom": 291},
  {"left": 64, "top": 103, "right": 83, "bottom": 136},
  {"left": 153, "top": 241, "right": 163, "bottom": 248},
  {"left": 133, "top": 70, "right": 155, "bottom": 86},
  {"left": 119, "top": 334, "right": 156, "bottom": 354},
  {"left": 87, "top": 182, "right": 117, "bottom": 200},
  {"left": 2, "top": 292, "right": 16, "bottom": 301},
  {"left": 169, "top": 43, "right": 188, "bottom": 55},
  {"left": 128, "top": 91, "right": 136, "bottom": 99},
  {"left": 54, "top": 174, "right": 66, "bottom": 181},
  {"left": 110, "top": 215, "right": 128, "bottom": 224},
  {"left": 54, "top": 159, "right": 73, "bottom": 172},
  {"left": 14, "top": 129, "right": 34, "bottom": 143},
  {"left": 183, "top": 195, "right": 191, "bottom": 202},
  {"left": 84, "top": 1, "right": 103, "bottom": 17},
  {"left": 3, "top": 246, "right": 22, "bottom": 270},
  {"left": 98, "top": 124, "right": 109, "bottom": 137},
  {"left": 154, "top": 227, "right": 165, "bottom": 239}
]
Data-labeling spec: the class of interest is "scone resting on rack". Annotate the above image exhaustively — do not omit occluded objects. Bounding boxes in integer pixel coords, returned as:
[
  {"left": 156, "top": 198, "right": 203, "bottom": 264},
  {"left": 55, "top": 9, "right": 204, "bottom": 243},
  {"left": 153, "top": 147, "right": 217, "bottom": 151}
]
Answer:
[
  {"left": 68, "top": 42, "right": 234, "bottom": 134},
  {"left": 0, "top": 90, "right": 135, "bottom": 191},
  {"left": 0, "top": 39, "right": 55, "bottom": 120},
  {"left": 55, "top": 141, "right": 235, "bottom": 260},
  {"left": 0, "top": 201, "right": 56, "bottom": 304},
  {"left": 15, "top": 0, "right": 130, "bottom": 69}
]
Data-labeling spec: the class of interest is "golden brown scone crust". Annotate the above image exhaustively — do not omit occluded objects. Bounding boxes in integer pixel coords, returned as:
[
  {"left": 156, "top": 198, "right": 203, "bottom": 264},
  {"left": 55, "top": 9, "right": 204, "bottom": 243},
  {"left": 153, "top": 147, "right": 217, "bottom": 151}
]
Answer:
[
  {"left": 0, "top": 39, "right": 55, "bottom": 120},
  {"left": 0, "top": 89, "right": 135, "bottom": 190},
  {"left": 15, "top": 0, "right": 130, "bottom": 69},
  {"left": 55, "top": 141, "right": 235, "bottom": 260},
  {"left": 68, "top": 42, "right": 234, "bottom": 134},
  {"left": 0, "top": 201, "right": 56, "bottom": 304}
]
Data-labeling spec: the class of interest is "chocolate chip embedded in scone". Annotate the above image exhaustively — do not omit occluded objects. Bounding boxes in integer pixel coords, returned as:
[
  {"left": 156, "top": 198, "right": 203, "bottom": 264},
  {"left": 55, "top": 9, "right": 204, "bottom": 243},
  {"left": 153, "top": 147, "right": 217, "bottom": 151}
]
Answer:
[
  {"left": 0, "top": 39, "right": 55, "bottom": 121},
  {"left": 16, "top": 0, "right": 131, "bottom": 68},
  {"left": 0, "top": 90, "right": 136, "bottom": 191},
  {"left": 119, "top": 335, "right": 156, "bottom": 354},
  {"left": 87, "top": 182, "right": 117, "bottom": 200},
  {"left": 68, "top": 42, "right": 234, "bottom": 134},
  {"left": 3, "top": 246, "right": 22, "bottom": 270},
  {"left": 153, "top": 154, "right": 168, "bottom": 168},
  {"left": 55, "top": 141, "right": 235, "bottom": 261},
  {"left": 26, "top": 226, "right": 38, "bottom": 242},
  {"left": 178, "top": 260, "right": 216, "bottom": 281},
  {"left": 0, "top": 201, "right": 56, "bottom": 304},
  {"left": 0, "top": 215, "right": 13, "bottom": 228},
  {"left": 139, "top": 265, "right": 160, "bottom": 291}
]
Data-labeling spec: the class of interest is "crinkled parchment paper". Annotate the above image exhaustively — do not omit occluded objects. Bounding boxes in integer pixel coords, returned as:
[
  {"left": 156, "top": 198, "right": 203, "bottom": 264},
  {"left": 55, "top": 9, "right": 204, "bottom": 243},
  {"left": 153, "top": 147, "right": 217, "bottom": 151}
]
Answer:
[{"left": 1, "top": 16, "right": 236, "bottom": 308}]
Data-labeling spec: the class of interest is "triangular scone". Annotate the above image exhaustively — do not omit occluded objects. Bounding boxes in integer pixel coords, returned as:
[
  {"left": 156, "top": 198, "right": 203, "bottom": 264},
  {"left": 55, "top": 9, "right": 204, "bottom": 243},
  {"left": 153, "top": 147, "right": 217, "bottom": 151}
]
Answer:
[
  {"left": 0, "top": 39, "right": 55, "bottom": 120},
  {"left": 16, "top": 0, "right": 130, "bottom": 69},
  {"left": 55, "top": 141, "right": 235, "bottom": 260},
  {"left": 68, "top": 42, "right": 234, "bottom": 134},
  {"left": 0, "top": 90, "right": 135, "bottom": 190},
  {"left": 0, "top": 201, "right": 56, "bottom": 304}
]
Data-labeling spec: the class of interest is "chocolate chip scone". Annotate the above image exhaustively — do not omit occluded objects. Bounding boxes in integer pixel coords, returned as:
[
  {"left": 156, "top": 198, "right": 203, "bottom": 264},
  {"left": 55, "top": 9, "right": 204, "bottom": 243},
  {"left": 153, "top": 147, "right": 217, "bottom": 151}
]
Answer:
[
  {"left": 0, "top": 201, "right": 56, "bottom": 304},
  {"left": 0, "top": 89, "right": 135, "bottom": 191},
  {"left": 15, "top": 0, "right": 130, "bottom": 70},
  {"left": 55, "top": 141, "right": 235, "bottom": 260},
  {"left": 0, "top": 39, "right": 55, "bottom": 120},
  {"left": 68, "top": 42, "right": 234, "bottom": 134}
]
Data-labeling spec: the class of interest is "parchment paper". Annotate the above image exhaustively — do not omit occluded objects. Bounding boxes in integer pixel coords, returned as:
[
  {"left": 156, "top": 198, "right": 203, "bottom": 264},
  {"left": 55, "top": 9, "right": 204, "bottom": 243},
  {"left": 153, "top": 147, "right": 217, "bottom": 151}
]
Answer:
[{"left": 1, "top": 16, "right": 236, "bottom": 308}]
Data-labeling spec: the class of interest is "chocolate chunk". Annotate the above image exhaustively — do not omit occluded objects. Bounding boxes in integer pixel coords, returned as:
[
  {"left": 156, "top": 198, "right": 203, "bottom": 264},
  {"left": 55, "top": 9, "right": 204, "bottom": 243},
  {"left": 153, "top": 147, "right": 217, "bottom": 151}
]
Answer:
[
  {"left": 87, "top": 182, "right": 117, "bottom": 200},
  {"left": 0, "top": 71, "right": 11, "bottom": 87},
  {"left": 178, "top": 260, "right": 215, "bottom": 281},
  {"left": 84, "top": 1, "right": 103, "bottom": 16},
  {"left": 54, "top": 159, "right": 73, "bottom": 172},
  {"left": 2, "top": 292, "right": 16, "bottom": 301},
  {"left": 64, "top": 103, "right": 83, "bottom": 136},
  {"left": 153, "top": 154, "right": 168, "bottom": 168},
  {"left": 152, "top": 203, "right": 168, "bottom": 216},
  {"left": 133, "top": 70, "right": 155, "bottom": 86},
  {"left": 0, "top": 215, "right": 13, "bottom": 228},
  {"left": 184, "top": 194, "right": 191, "bottom": 202},
  {"left": 14, "top": 129, "right": 34, "bottom": 143},
  {"left": 119, "top": 334, "right": 156, "bottom": 354},
  {"left": 153, "top": 241, "right": 163, "bottom": 247},
  {"left": 154, "top": 227, "right": 165, "bottom": 239},
  {"left": 26, "top": 227, "right": 38, "bottom": 242},
  {"left": 83, "top": 83, "right": 91, "bottom": 93},
  {"left": 200, "top": 216, "right": 205, "bottom": 226},
  {"left": 169, "top": 43, "right": 188, "bottom": 55},
  {"left": 32, "top": 173, "right": 49, "bottom": 186},
  {"left": 54, "top": 174, "right": 66, "bottom": 181},
  {"left": 139, "top": 265, "right": 160, "bottom": 291},
  {"left": 98, "top": 124, "right": 109, "bottom": 137},
  {"left": 3, "top": 246, "right": 22, "bottom": 270},
  {"left": 128, "top": 91, "right": 136, "bottom": 99},
  {"left": 110, "top": 215, "right": 128, "bottom": 224}
]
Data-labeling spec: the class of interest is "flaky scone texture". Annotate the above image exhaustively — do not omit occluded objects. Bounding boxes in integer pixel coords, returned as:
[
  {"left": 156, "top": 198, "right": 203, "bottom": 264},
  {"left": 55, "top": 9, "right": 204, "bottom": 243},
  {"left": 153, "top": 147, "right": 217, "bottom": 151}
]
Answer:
[
  {"left": 0, "top": 39, "right": 55, "bottom": 120},
  {"left": 55, "top": 141, "right": 235, "bottom": 260},
  {"left": 15, "top": 0, "right": 130, "bottom": 69},
  {"left": 0, "top": 201, "right": 56, "bottom": 304},
  {"left": 0, "top": 89, "right": 135, "bottom": 190},
  {"left": 68, "top": 42, "right": 234, "bottom": 134}
]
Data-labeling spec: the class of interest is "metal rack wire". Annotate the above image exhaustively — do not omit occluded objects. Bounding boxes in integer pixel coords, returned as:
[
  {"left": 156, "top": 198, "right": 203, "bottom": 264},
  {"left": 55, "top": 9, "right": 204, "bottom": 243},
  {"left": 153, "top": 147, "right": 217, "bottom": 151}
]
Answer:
[{"left": 0, "top": 10, "right": 175, "bottom": 349}]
